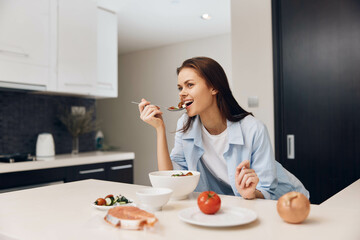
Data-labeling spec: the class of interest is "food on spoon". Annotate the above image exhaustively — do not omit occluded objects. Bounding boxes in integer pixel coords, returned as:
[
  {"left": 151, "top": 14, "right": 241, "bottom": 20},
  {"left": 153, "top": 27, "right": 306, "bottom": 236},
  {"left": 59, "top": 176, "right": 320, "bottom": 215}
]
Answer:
[
  {"left": 197, "top": 191, "right": 221, "bottom": 214},
  {"left": 171, "top": 172, "right": 193, "bottom": 177},
  {"left": 178, "top": 101, "right": 185, "bottom": 108},
  {"left": 168, "top": 101, "right": 186, "bottom": 110},
  {"left": 277, "top": 191, "right": 310, "bottom": 224},
  {"left": 94, "top": 194, "right": 132, "bottom": 206},
  {"left": 104, "top": 206, "right": 158, "bottom": 230}
]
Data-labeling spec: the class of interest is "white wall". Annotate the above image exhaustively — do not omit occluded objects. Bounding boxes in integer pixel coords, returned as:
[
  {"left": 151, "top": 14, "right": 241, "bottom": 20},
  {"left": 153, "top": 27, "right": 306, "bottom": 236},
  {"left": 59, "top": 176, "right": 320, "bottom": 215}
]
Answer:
[
  {"left": 96, "top": 34, "right": 232, "bottom": 185},
  {"left": 231, "top": 0, "right": 275, "bottom": 149}
]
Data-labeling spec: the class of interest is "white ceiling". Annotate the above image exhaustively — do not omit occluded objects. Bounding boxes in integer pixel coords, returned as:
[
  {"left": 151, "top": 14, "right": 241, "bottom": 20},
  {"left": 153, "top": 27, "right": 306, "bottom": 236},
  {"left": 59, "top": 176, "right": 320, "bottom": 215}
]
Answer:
[{"left": 98, "top": 0, "right": 231, "bottom": 55}]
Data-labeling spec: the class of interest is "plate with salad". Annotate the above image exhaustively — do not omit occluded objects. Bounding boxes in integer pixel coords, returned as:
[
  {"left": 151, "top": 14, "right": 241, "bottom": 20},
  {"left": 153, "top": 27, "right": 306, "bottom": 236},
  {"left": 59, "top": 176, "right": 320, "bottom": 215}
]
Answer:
[{"left": 92, "top": 194, "right": 135, "bottom": 210}]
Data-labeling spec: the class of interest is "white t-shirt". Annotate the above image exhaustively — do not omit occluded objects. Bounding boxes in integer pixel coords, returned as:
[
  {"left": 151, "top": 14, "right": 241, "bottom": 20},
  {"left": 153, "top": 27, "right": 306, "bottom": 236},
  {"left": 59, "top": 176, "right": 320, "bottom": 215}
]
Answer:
[{"left": 201, "top": 123, "right": 230, "bottom": 185}]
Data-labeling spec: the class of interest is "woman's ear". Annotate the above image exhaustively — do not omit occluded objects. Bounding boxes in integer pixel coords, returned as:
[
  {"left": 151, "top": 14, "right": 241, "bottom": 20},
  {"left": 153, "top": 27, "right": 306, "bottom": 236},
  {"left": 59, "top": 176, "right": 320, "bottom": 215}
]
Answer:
[{"left": 211, "top": 88, "right": 218, "bottom": 95}]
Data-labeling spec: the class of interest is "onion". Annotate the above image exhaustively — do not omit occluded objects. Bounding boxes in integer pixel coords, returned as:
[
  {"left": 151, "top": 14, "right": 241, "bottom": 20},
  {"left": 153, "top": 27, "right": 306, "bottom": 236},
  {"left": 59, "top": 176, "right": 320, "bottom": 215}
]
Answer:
[{"left": 277, "top": 191, "right": 310, "bottom": 224}]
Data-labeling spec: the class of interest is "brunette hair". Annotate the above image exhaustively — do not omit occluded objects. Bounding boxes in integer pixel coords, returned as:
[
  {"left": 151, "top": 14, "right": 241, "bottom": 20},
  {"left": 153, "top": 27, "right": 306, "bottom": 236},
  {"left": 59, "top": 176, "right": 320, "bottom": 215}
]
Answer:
[{"left": 177, "top": 57, "right": 252, "bottom": 133}]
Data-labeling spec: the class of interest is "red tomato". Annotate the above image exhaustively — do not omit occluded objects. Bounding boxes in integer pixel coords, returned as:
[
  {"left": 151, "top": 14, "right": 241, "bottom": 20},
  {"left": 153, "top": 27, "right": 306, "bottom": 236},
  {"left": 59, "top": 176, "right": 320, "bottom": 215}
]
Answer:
[
  {"left": 95, "top": 198, "right": 106, "bottom": 206},
  {"left": 197, "top": 191, "right": 221, "bottom": 214},
  {"left": 105, "top": 194, "right": 114, "bottom": 199}
]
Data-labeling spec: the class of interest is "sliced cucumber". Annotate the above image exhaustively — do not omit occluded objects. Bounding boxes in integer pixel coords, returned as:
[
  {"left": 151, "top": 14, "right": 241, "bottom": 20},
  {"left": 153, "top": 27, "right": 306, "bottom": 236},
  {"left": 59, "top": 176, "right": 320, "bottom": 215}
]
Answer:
[{"left": 105, "top": 197, "right": 112, "bottom": 206}]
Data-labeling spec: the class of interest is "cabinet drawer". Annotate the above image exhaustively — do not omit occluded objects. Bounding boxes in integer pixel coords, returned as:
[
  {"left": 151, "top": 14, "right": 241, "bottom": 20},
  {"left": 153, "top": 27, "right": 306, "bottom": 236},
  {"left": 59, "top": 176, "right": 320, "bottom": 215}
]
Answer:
[
  {"left": 0, "top": 160, "right": 134, "bottom": 192},
  {"left": 0, "top": 167, "right": 66, "bottom": 190},
  {"left": 106, "top": 160, "right": 133, "bottom": 184},
  {"left": 66, "top": 163, "right": 107, "bottom": 182}
]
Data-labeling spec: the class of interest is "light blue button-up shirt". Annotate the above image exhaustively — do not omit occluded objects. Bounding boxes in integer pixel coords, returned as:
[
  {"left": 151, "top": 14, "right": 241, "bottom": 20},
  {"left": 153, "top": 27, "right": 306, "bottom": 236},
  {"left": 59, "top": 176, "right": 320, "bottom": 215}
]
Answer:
[{"left": 170, "top": 114, "right": 310, "bottom": 200}]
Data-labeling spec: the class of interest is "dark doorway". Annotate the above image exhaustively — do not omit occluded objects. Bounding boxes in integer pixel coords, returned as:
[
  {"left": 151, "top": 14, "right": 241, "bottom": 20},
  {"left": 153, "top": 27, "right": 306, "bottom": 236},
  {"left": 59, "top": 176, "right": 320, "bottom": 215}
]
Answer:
[{"left": 272, "top": 0, "right": 360, "bottom": 204}]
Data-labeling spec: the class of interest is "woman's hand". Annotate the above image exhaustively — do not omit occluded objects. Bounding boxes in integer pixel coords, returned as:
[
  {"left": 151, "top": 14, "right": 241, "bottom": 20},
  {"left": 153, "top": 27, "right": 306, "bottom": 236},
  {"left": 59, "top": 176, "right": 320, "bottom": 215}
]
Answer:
[
  {"left": 138, "top": 98, "right": 164, "bottom": 130},
  {"left": 235, "top": 160, "right": 259, "bottom": 199}
]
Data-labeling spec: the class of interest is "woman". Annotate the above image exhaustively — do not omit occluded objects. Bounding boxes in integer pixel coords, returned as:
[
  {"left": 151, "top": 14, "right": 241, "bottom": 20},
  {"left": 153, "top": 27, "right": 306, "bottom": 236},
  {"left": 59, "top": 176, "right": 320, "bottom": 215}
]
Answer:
[{"left": 138, "top": 57, "right": 309, "bottom": 200}]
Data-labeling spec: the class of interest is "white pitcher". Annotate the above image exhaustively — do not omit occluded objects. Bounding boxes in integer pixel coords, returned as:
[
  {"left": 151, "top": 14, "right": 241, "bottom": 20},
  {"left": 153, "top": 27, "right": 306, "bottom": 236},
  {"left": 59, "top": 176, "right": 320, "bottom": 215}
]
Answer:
[{"left": 36, "top": 133, "right": 55, "bottom": 160}]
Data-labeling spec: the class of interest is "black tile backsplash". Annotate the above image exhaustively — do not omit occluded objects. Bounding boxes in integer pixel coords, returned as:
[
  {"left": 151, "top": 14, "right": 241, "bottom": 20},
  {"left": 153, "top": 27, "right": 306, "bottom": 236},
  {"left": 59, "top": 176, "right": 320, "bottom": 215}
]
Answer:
[{"left": 0, "top": 90, "right": 96, "bottom": 155}]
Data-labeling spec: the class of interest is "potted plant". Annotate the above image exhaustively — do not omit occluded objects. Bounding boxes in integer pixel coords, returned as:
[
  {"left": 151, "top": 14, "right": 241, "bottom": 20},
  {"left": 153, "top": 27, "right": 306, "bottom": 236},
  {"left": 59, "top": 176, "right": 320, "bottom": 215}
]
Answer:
[{"left": 58, "top": 106, "right": 97, "bottom": 155}]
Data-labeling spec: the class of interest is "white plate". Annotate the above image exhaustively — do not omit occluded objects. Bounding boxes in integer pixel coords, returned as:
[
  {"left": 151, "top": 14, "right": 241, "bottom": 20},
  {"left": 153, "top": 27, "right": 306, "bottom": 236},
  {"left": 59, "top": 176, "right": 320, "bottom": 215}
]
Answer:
[
  {"left": 178, "top": 206, "right": 257, "bottom": 227},
  {"left": 92, "top": 200, "right": 136, "bottom": 210}
]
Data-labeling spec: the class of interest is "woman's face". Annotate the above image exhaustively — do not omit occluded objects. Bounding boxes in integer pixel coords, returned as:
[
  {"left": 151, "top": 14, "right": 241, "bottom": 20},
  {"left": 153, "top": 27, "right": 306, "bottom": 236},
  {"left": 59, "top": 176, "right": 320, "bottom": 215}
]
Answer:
[{"left": 177, "top": 67, "right": 217, "bottom": 117}]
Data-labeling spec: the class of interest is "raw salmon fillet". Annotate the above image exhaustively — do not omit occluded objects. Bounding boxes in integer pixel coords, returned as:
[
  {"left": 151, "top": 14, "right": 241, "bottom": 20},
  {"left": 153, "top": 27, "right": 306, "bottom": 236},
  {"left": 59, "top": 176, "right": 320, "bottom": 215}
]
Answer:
[{"left": 104, "top": 206, "right": 158, "bottom": 230}]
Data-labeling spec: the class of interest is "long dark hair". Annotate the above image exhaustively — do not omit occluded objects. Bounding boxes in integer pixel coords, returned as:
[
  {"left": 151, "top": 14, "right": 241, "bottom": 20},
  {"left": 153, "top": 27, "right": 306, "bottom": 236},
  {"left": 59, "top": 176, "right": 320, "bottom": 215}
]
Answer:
[{"left": 177, "top": 57, "right": 252, "bottom": 133}]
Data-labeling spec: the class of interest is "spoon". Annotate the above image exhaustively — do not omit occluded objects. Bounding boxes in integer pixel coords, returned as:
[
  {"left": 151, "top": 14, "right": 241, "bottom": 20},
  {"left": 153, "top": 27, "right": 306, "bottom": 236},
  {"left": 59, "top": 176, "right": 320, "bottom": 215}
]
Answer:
[{"left": 131, "top": 101, "right": 185, "bottom": 112}]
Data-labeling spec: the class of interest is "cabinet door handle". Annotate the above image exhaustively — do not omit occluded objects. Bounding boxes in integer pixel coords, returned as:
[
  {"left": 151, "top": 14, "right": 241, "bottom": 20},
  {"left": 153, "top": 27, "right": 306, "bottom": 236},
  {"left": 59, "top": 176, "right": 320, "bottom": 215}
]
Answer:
[
  {"left": 287, "top": 134, "right": 295, "bottom": 159},
  {"left": 97, "top": 82, "right": 112, "bottom": 86},
  {"left": 96, "top": 82, "right": 113, "bottom": 90},
  {"left": 0, "top": 81, "right": 46, "bottom": 91},
  {"left": 110, "top": 164, "right": 132, "bottom": 171},
  {"left": 79, "top": 168, "right": 105, "bottom": 175},
  {"left": 0, "top": 49, "right": 29, "bottom": 57},
  {"left": 64, "top": 83, "right": 92, "bottom": 87},
  {"left": 98, "top": 6, "right": 117, "bottom": 14}
]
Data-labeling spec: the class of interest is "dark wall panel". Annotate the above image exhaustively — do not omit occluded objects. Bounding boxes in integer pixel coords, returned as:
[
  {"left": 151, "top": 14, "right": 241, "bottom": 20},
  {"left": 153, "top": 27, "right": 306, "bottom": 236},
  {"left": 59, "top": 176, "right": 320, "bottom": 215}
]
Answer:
[{"left": 273, "top": 0, "right": 360, "bottom": 204}]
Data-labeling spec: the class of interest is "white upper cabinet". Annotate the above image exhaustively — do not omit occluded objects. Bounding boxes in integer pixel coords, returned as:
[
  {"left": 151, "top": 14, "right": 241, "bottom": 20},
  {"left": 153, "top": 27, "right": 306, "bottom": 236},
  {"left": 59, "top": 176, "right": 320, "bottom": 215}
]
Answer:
[
  {"left": 94, "top": 7, "right": 118, "bottom": 98},
  {"left": 0, "top": 0, "right": 50, "bottom": 90},
  {"left": 56, "top": 0, "right": 98, "bottom": 95},
  {"left": 0, "top": 0, "right": 118, "bottom": 98}
]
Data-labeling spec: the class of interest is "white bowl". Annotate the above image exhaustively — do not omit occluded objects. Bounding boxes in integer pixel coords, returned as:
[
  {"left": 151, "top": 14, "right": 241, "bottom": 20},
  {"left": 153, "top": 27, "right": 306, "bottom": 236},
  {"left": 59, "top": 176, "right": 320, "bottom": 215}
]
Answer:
[
  {"left": 149, "top": 170, "right": 200, "bottom": 200},
  {"left": 136, "top": 187, "right": 173, "bottom": 212}
]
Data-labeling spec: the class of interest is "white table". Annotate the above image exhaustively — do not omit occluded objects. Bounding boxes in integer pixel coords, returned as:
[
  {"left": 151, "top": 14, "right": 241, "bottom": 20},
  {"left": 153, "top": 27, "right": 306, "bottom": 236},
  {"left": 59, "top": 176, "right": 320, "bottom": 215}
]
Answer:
[
  {"left": 0, "top": 179, "right": 359, "bottom": 240},
  {"left": 321, "top": 179, "right": 360, "bottom": 209}
]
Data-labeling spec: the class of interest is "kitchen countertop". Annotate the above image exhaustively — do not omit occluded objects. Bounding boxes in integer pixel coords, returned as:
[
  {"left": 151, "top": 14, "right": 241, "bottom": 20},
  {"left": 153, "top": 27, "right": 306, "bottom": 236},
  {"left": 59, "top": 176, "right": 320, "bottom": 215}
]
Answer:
[
  {"left": 0, "top": 151, "right": 135, "bottom": 173},
  {"left": 0, "top": 179, "right": 358, "bottom": 240}
]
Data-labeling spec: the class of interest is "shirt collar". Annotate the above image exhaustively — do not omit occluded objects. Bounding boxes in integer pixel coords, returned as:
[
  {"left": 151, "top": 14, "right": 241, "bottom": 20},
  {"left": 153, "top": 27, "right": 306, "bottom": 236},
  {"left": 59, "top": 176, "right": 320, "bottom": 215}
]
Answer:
[
  {"left": 182, "top": 115, "right": 244, "bottom": 146},
  {"left": 227, "top": 119, "right": 244, "bottom": 145}
]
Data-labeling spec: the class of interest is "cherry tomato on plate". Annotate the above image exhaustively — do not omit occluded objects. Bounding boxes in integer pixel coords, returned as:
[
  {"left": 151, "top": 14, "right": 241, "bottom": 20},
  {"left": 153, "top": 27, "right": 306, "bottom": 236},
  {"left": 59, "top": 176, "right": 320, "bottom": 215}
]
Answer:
[
  {"left": 95, "top": 198, "right": 106, "bottom": 206},
  {"left": 197, "top": 191, "right": 221, "bottom": 214},
  {"left": 105, "top": 194, "right": 114, "bottom": 199}
]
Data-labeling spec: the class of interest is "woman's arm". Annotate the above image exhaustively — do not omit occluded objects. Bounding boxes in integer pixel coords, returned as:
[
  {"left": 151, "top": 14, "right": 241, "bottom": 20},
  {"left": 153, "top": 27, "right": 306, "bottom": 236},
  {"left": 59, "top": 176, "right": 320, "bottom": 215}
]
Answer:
[
  {"left": 138, "top": 99, "right": 173, "bottom": 170},
  {"left": 243, "top": 122, "right": 277, "bottom": 200},
  {"left": 156, "top": 124, "right": 173, "bottom": 170}
]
